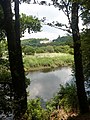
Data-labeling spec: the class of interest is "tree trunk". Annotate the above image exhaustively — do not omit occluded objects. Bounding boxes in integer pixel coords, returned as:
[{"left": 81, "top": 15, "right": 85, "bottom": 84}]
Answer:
[
  {"left": 0, "top": 0, "right": 27, "bottom": 119},
  {"left": 71, "top": 2, "right": 89, "bottom": 114}
]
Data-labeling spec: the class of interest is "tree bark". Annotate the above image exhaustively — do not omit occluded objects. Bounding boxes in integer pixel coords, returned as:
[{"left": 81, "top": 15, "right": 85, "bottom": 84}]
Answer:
[
  {"left": 0, "top": 0, "right": 27, "bottom": 119},
  {"left": 71, "top": 2, "right": 89, "bottom": 114}
]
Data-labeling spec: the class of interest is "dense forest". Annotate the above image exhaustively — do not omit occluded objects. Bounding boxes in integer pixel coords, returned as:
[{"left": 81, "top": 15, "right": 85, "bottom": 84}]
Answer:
[{"left": 0, "top": 0, "right": 90, "bottom": 120}]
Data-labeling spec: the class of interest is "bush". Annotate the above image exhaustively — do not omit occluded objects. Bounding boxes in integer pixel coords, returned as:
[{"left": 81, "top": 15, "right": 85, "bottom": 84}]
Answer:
[
  {"left": 23, "top": 46, "right": 35, "bottom": 55},
  {"left": 46, "top": 46, "right": 54, "bottom": 53},
  {"left": 23, "top": 53, "right": 74, "bottom": 71},
  {"left": 54, "top": 45, "right": 73, "bottom": 54},
  {"left": 35, "top": 47, "right": 46, "bottom": 53},
  {"left": 23, "top": 98, "right": 50, "bottom": 120},
  {"left": 58, "top": 82, "right": 79, "bottom": 113},
  {"left": 47, "top": 81, "right": 79, "bottom": 113}
]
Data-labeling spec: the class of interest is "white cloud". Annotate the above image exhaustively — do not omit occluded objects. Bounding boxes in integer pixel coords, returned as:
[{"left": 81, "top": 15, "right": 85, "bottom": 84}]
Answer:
[
  {"left": 20, "top": 3, "right": 65, "bottom": 20},
  {"left": 19, "top": 3, "right": 69, "bottom": 40},
  {"left": 21, "top": 25, "right": 67, "bottom": 40}
]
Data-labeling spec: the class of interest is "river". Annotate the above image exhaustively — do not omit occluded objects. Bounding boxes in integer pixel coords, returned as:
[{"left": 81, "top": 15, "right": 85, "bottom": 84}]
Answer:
[{"left": 27, "top": 67, "right": 73, "bottom": 101}]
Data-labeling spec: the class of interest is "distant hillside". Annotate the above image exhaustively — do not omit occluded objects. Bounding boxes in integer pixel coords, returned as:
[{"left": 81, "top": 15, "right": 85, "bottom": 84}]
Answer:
[
  {"left": 51, "top": 35, "right": 73, "bottom": 46},
  {"left": 21, "top": 38, "right": 49, "bottom": 46},
  {"left": 21, "top": 35, "right": 73, "bottom": 47}
]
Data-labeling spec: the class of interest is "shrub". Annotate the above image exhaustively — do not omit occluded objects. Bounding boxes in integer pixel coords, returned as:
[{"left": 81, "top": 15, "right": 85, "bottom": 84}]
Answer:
[
  {"left": 47, "top": 81, "right": 79, "bottom": 113},
  {"left": 23, "top": 98, "right": 50, "bottom": 120},
  {"left": 23, "top": 46, "right": 35, "bottom": 55}
]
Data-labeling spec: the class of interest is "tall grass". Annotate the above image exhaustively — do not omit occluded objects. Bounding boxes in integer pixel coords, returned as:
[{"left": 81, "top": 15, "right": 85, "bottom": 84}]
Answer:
[{"left": 23, "top": 53, "right": 74, "bottom": 71}]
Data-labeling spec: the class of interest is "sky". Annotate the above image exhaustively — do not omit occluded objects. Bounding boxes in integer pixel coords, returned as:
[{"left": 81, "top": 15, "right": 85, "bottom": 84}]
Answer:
[{"left": 19, "top": 0, "right": 83, "bottom": 40}]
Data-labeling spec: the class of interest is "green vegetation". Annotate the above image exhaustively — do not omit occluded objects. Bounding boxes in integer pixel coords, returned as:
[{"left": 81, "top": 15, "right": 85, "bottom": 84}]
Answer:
[
  {"left": 81, "top": 29, "right": 90, "bottom": 80},
  {"left": 22, "top": 81, "right": 79, "bottom": 120},
  {"left": 0, "top": 0, "right": 90, "bottom": 119},
  {"left": 21, "top": 38, "right": 49, "bottom": 46},
  {"left": 22, "top": 45, "right": 74, "bottom": 55},
  {"left": 23, "top": 53, "right": 74, "bottom": 71},
  {"left": 21, "top": 35, "right": 73, "bottom": 47},
  {"left": 21, "top": 36, "right": 74, "bottom": 72},
  {"left": 0, "top": 32, "right": 89, "bottom": 119},
  {"left": 47, "top": 82, "right": 79, "bottom": 113},
  {"left": 50, "top": 35, "right": 73, "bottom": 46},
  {"left": 0, "top": 41, "right": 30, "bottom": 114},
  {"left": 20, "top": 13, "right": 41, "bottom": 37},
  {"left": 23, "top": 98, "right": 50, "bottom": 120},
  {"left": 23, "top": 81, "right": 90, "bottom": 120},
  {"left": 21, "top": 36, "right": 74, "bottom": 56}
]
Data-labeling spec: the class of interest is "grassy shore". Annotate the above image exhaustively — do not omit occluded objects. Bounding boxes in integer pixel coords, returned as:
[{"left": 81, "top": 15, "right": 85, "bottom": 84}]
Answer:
[{"left": 23, "top": 53, "right": 74, "bottom": 71}]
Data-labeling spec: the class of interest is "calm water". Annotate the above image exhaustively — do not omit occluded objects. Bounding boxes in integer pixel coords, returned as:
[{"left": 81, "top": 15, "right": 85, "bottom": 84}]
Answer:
[{"left": 27, "top": 67, "right": 73, "bottom": 101}]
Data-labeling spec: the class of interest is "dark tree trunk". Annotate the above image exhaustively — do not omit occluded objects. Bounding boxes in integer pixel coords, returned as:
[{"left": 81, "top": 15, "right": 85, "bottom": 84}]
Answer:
[
  {"left": 0, "top": 0, "right": 27, "bottom": 119},
  {"left": 71, "top": 2, "right": 89, "bottom": 114}
]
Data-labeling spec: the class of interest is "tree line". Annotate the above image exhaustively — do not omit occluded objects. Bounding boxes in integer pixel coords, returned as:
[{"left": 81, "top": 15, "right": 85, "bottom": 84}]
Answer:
[
  {"left": 21, "top": 36, "right": 73, "bottom": 55},
  {"left": 0, "top": 0, "right": 90, "bottom": 119}
]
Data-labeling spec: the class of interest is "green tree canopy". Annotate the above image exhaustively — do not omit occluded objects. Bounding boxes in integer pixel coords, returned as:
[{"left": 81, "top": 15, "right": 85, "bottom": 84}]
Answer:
[{"left": 20, "top": 13, "right": 42, "bottom": 37}]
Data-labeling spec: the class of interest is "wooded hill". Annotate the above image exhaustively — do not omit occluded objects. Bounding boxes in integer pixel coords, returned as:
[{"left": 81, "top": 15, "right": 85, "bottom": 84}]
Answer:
[{"left": 21, "top": 35, "right": 73, "bottom": 47}]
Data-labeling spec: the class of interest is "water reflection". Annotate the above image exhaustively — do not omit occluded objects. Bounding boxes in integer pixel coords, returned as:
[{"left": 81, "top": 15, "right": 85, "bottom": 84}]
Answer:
[{"left": 27, "top": 67, "right": 73, "bottom": 101}]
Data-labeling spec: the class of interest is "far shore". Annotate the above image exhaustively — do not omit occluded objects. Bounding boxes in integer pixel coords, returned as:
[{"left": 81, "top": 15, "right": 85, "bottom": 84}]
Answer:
[{"left": 23, "top": 53, "right": 74, "bottom": 72}]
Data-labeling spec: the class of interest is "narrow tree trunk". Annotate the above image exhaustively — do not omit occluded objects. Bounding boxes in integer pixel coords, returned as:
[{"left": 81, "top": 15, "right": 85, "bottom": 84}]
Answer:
[
  {"left": 0, "top": 0, "right": 27, "bottom": 119},
  {"left": 71, "top": 2, "right": 89, "bottom": 114}
]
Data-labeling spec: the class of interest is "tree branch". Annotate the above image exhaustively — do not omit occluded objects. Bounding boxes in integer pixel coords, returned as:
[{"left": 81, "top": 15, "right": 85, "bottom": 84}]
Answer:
[{"left": 43, "top": 22, "right": 72, "bottom": 33}]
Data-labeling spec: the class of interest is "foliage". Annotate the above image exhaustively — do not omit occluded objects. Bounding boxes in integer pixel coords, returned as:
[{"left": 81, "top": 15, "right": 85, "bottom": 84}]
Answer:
[
  {"left": 46, "top": 45, "right": 54, "bottom": 53},
  {"left": 80, "top": 1, "right": 90, "bottom": 80},
  {"left": 0, "top": 83, "right": 13, "bottom": 114},
  {"left": 0, "top": 40, "right": 8, "bottom": 57},
  {"left": 52, "top": 35, "right": 73, "bottom": 46},
  {"left": 81, "top": 29, "right": 90, "bottom": 79},
  {"left": 0, "top": 10, "right": 42, "bottom": 39},
  {"left": 54, "top": 45, "right": 73, "bottom": 54},
  {"left": 0, "top": 5, "right": 5, "bottom": 40},
  {"left": 23, "top": 46, "right": 35, "bottom": 55},
  {"left": 47, "top": 81, "right": 79, "bottom": 113},
  {"left": 0, "top": 54, "right": 30, "bottom": 115},
  {"left": 20, "top": 13, "right": 42, "bottom": 37},
  {"left": 0, "top": 5, "right": 4, "bottom": 27},
  {"left": 81, "top": 9, "right": 90, "bottom": 26},
  {"left": 23, "top": 53, "right": 74, "bottom": 71},
  {"left": 0, "top": 65, "right": 11, "bottom": 82},
  {"left": 81, "top": 0, "right": 90, "bottom": 26},
  {"left": 0, "top": 63, "right": 30, "bottom": 114},
  {"left": 0, "top": 62, "right": 12, "bottom": 114},
  {"left": 21, "top": 38, "right": 49, "bottom": 46},
  {"left": 21, "top": 38, "right": 73, "bottom": 56},
  {"left": 0, "top": 1, "right": 42, "bottom": 117},
  {"left": 0, "top": 40, "right": 10, "bottom": 82},
  {"left": 21, "top": 35, "right": 74, "bottom": 56},
  {"left": 58, "top": 83, "right": 79, "bottom": 112},
  {"left": 21, "top": 35, "right": 73, "bottom": 47},
  {"left": 0, "top": 0, "right": 89, "bottom": 117},
  {"left": 35, "top": 47, "right": 46, "bottom": 53},
  {"left": 23, "top": 98, "right": 50, "bottom": 120}
]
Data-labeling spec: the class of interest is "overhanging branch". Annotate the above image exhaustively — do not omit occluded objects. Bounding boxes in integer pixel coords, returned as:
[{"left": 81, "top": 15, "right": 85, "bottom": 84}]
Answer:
[{"left": 43, "top": 22, "right": 72, "bottom": 33}]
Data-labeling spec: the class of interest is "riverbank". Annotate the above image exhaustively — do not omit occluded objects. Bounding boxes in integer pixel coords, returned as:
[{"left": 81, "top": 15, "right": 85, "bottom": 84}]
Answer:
[{"left": 23, "top": 53, "right": 74, "bottom": 71}]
